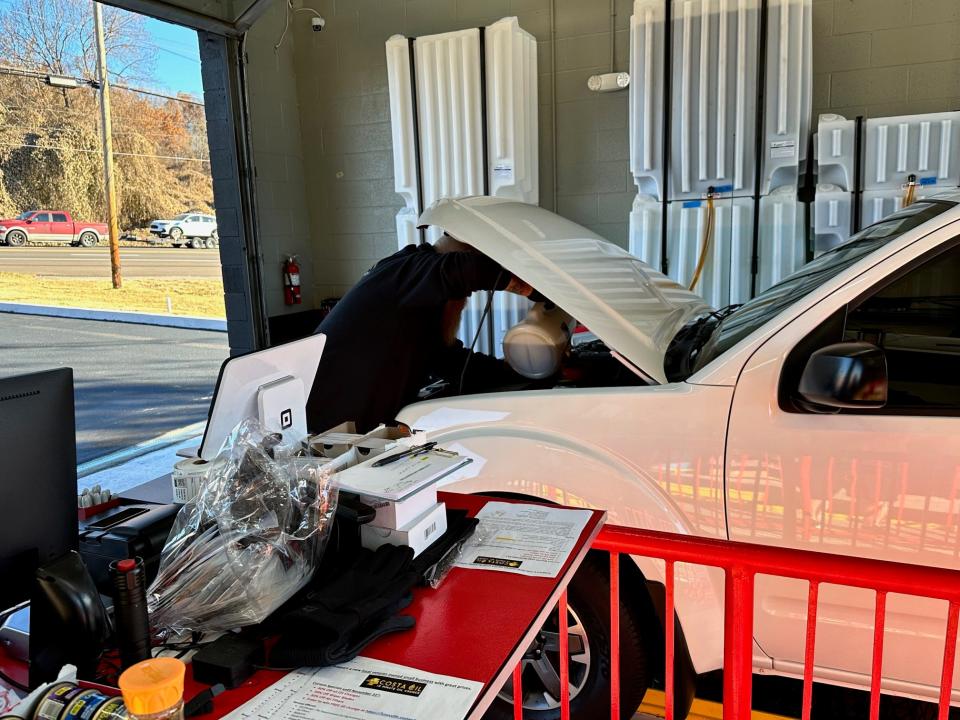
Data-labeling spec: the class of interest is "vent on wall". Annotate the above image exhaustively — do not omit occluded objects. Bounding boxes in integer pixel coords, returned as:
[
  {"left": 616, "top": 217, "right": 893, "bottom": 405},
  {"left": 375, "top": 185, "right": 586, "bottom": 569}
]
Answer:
[{"left": 386, "top": 17, "right": 538, "bottom": 356}]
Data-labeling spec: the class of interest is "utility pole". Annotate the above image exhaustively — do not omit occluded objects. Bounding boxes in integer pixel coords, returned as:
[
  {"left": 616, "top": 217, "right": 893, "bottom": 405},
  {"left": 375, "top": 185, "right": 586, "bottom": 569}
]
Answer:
[{"left": 93, "top": 1, "right": 122, "bottom": 289}]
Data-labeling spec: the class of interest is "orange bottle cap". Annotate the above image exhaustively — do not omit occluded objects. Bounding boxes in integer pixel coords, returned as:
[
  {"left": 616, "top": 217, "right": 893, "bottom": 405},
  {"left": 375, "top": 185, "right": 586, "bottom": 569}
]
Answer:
[{"left": 118, "top": 657, "right": 185, "bottom": 715}]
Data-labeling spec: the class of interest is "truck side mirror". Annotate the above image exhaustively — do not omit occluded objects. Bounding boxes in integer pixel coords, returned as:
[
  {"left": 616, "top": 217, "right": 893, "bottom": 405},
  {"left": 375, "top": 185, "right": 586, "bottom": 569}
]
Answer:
[{"left": 797, "top": 342, "right": 887, "bottom": 412}]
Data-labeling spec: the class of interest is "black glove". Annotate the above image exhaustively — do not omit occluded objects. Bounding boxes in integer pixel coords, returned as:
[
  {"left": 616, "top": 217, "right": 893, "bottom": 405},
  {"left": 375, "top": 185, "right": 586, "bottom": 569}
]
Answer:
[{"left": 270, "top": 545, "right": 418, "bottom": 668}]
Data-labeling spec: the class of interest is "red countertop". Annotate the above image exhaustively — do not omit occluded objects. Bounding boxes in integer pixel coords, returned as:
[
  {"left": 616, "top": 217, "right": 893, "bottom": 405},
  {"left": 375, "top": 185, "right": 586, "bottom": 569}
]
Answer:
[{"left": 4, "top": 492, "right": 605, "bottom": 720}]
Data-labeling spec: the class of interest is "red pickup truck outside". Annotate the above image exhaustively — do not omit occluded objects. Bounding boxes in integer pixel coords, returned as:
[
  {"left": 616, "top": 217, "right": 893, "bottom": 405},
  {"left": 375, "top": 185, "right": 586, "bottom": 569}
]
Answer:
[{"left": 0, "top": 211, "right": 109, "bottom": 248}]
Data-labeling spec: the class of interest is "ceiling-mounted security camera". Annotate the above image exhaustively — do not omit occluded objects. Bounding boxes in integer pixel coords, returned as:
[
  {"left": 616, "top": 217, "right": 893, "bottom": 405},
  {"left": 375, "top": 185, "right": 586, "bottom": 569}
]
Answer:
[{"left": 310, "top": 15, "right": 325, "bottom": 31}]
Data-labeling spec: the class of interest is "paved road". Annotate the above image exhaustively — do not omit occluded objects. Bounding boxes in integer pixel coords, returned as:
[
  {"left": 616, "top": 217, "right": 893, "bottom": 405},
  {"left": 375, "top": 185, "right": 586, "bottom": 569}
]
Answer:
[
  {"left": 0, "top": 314, "right": 228, "bottom": 465},
  {"left": 0, "top": 246, "right": 222, "bottom": 278}
]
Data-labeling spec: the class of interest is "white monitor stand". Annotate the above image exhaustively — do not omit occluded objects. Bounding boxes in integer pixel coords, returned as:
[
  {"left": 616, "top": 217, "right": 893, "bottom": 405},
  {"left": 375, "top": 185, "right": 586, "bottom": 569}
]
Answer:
[{"left": 198, "top": 334, "right": 326, "bottom": 460}]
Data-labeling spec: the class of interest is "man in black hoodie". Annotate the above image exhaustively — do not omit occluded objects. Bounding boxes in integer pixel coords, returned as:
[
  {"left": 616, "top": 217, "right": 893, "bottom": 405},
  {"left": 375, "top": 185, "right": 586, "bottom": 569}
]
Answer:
[{"left": 306, "top": 235, "right": 534, "bottom": 433}]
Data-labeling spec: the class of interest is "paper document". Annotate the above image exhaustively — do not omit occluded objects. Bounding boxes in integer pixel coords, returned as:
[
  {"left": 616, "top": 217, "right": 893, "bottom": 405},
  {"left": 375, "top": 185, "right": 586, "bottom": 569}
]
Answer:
[
  {"left": 221, "top": 657, "right": 483, "bottom": 720},
  {"left": 456, "top": 502, "right": 593, "bottom": 578},
  {"left": 336, "top": 449, "right": 472, "bottom": 501}
]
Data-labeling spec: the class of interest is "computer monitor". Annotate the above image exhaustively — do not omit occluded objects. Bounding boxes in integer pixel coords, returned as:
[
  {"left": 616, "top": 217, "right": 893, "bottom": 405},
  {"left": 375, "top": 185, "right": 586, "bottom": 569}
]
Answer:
[
  {"left": 0, "top": 368, "right": 78, "bottom": 611},
  {"left": 199, "top": 334, "right": 326, "bottom": 460}
]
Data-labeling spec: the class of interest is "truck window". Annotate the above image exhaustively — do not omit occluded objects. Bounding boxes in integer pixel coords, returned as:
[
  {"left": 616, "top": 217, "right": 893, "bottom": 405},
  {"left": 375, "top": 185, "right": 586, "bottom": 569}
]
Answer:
[
  {"left": 844, "top": 242, "right": 960, "bottom": 414},
  {"left": 33, "top": 213, "right": 50, "bottom": 222},
  {"left": 694, "top": 201, "right": 955, "bottom": 371},
  {"left": 52, "top": 213, "right": 68, "bottom": 223}
]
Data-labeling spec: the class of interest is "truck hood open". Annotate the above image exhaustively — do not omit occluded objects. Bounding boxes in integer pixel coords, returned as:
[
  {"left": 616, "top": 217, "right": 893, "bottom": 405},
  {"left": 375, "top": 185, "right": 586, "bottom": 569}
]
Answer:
[{"left": 418, "top": 197, "right": 712, "bottom": 384}]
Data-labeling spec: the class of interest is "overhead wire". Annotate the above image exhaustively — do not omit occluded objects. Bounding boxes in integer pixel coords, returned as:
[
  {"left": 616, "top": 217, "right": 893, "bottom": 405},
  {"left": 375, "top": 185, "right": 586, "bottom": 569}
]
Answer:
[
  {"left": 0, "top": 142, "right": 210, "bottom": 163},
  {"left": 0, "top": 65, "right": 203, "bottom": 106}
]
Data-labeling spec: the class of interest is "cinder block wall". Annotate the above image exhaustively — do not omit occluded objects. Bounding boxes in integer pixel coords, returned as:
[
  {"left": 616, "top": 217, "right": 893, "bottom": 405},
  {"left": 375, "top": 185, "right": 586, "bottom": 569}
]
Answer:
[
  {"left": 812, "top": 0, "right": 960, "bottom": 119},
  {"left": 242, "top": 0, "right": 314, "bottom": 316},
  {"left": 283, "top": 0, "right": 634, "bottom": 302},
  {"left": 241, "top": 0, "right": 959, "bottom": 310}
]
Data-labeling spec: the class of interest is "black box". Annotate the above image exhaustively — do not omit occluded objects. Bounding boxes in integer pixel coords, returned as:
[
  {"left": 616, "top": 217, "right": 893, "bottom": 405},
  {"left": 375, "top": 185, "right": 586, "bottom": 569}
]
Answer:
[
  {"left": 192, "top": 634, "right": 264, "bottom": 688},
  {"left": 78, "top": 502, "right": 179, "bottom": 594}
]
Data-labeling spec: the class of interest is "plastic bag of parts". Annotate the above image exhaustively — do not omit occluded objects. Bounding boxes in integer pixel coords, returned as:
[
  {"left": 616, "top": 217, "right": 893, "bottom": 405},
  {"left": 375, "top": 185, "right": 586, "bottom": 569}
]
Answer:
[{"left": 148, "top": 418, "right": 338, "bottom": 634}]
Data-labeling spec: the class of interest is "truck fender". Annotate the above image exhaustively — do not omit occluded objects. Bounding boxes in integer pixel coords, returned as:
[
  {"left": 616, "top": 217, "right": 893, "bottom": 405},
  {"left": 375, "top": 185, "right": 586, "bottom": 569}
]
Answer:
[{"left": 419, "top": 423, "right": 726, "bottom": 675}]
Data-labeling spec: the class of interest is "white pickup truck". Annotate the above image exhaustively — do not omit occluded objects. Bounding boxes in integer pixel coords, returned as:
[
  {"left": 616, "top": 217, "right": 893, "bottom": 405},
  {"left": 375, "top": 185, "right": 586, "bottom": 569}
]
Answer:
[{"left": 396, "top": 194, "right": 960, "bottom": 719}]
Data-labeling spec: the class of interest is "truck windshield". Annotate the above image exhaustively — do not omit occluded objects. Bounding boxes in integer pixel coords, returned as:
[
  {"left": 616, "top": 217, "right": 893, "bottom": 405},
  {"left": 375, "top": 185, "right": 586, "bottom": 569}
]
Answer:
[
  {"left": 692, "top": 200, "right": 954, "bottom": 372},
  {"left": 15, "top": 211, "right": 34, "bottom": 220}
]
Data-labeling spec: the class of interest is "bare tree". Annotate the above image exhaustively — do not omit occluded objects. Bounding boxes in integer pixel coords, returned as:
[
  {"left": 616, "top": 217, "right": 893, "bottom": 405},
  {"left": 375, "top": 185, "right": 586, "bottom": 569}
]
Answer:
[{"left": 0, "top": 0, "right": 156, "bottom": 85}]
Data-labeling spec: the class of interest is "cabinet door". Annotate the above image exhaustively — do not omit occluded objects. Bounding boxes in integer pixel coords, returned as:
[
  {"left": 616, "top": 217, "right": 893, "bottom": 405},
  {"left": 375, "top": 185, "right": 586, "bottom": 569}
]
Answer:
[{"left": 727, "top": 236, "right": 960, "bottom": 692}]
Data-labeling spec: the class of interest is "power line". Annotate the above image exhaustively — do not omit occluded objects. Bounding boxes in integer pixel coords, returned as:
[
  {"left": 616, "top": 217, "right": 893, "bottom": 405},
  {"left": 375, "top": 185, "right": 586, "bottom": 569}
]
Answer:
[
  {"left": 5, "top": 123, "right": 207, "bottom": 141},
  {"left": 0, "top": 65, "right": 203, "bottom": 106},
  {"left": 149, "top": 45, "right": 200, "bottom": 63},
  {"left": 0, "top": 64, "right": 95, "bottom": 87},
  {"left": 0, "top": 141, "right": 210, "bottom": 163},
  {"left": 113, "top": 82, "right": 203, "bottom": 106}
]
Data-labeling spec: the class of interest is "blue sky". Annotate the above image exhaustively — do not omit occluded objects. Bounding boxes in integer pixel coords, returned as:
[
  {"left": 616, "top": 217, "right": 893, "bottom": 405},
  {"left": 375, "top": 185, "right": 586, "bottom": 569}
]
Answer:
[
  {"left": 0, "top": 0, "right": 203, "bottom": 99},
  {"left": 143, "top": 18, "right": 204, "bottom": 98}
]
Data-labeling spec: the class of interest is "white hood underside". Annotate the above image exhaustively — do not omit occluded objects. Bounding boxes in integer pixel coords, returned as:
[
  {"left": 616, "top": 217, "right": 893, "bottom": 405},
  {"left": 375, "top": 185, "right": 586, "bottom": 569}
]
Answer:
[{"left": 418, "top": 196, "right": 712, "bottom": 384}]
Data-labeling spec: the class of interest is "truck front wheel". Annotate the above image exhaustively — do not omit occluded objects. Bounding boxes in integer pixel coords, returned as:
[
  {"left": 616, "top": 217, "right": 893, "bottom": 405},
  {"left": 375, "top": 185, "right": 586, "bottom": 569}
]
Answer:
[
  {"left": 488, "top": 555, "right": 651, "bottom": 720},
  {"left": 5, "top": 230, "right": 26, "bottom": 246}
]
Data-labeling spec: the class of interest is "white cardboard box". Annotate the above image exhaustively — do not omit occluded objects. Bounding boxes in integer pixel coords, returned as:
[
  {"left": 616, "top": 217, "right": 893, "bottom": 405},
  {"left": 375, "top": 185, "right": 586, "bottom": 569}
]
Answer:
[
  {"left": 361, "top": 502, "right": 447, "bottom": 558},
  {"left": 309, "top": 422, "right": 364, "bottom": 458},
  {"left": 360, "top": 486, "right": 438, "bottom": 530},
  {"left": 353, "top": 426, "right": 408, "bottom": 461}
]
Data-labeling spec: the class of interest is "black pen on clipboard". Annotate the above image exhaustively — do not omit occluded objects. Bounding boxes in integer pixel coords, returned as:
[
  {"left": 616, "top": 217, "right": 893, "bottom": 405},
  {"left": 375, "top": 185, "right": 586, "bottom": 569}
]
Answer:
[{"left": 372, "top": 441, "right": 438, "bottom": 467}]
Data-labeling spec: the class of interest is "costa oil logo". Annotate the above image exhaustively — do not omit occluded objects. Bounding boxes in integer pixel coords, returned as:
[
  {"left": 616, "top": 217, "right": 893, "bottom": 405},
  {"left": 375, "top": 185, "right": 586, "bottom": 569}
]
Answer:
[{"left": 360, "top": 675, "right": 426, "bottom": 697}]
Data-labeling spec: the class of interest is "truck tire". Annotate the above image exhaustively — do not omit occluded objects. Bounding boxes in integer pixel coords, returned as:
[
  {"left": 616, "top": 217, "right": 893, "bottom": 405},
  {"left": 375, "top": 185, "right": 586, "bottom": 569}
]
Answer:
[
  {"left": 486, "top": 555, "right": 650, "bottom": 720},
  {"left": 190, "top": 238, "right": 205, "bottom": 249},
  {"left": 204, "top": 238, "right": 216, "bottom": 249},
  {"left": 169, "top": 227, "right": 183, "bottom": 241},
  {"left": 5, "top": 229, "right": 26, "bottom": 246},
  {"left": 79, "top": 232, "right": 98, "bottom": 248}
]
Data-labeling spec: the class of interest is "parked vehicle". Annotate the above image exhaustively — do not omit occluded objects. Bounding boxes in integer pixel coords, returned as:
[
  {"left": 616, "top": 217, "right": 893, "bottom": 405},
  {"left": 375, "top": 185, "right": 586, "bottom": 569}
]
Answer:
[
  {"left": 395, "top": 194, "right": 960, "bottom": 718},
  {"left": 0, "top": 211, "right": 108, "bottom": 247},
  {"left": 149, "top": 212, "right": 218, "bottom": 248}
]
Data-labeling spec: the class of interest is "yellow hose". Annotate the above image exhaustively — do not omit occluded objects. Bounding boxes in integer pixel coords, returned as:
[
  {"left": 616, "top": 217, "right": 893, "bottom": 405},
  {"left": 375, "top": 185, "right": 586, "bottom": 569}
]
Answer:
[
  {"left": 903, "top": 179, "right": 917, "bottom": 208},
  {"left": 689, "top": 194, "right": 716, "bottom": 292}
]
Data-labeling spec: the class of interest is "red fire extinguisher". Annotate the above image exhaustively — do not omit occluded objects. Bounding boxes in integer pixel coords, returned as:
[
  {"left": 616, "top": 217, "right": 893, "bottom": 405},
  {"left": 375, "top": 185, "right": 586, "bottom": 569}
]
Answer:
[{"left": 283, "top": 256, "right": 302, "bottom": 305}]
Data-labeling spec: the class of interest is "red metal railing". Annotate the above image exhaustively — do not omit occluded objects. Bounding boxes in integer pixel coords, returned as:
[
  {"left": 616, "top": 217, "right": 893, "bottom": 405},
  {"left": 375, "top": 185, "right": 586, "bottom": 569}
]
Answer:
[{"left": 514, "top": 524, "right": 960, "bottom": 720}]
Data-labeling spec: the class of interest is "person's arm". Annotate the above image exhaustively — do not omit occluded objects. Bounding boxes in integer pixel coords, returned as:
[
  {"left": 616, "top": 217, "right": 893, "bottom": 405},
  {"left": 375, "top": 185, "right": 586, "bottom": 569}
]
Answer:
[{"left": 435, "top": 251, "right": 512, "bottom": 299}]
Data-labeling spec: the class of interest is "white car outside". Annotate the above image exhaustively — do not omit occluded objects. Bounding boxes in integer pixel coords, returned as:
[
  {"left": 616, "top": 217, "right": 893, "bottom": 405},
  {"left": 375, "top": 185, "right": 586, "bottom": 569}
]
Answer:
[
  {"left": 149, "top": 212, "right": 218, "bottom": 248},
  {"left": 395, "top": 194, "right": 960, "bottom": 718}
]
